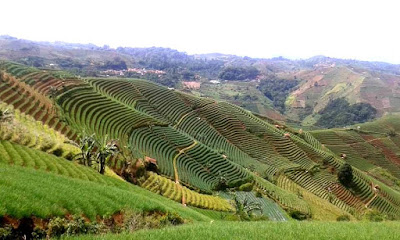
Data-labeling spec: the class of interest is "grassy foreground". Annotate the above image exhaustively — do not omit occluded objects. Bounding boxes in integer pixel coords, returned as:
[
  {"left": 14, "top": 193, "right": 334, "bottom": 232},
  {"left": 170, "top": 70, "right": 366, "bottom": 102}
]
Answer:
[
  {"left": 0, "top": 162, "right": 210, "bottom": 221},
  {"left": 67, "top": 221, "right": 400, "bottom": 240}
]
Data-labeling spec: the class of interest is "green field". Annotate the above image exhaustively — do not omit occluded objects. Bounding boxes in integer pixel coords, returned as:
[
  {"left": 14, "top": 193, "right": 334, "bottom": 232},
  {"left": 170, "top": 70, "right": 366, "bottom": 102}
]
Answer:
[
  {"left": 0, "top": 163, "right": 209, "bottom": 222},
  {"left": 68, "top": 221, "right": 400, "bottom": 240}
]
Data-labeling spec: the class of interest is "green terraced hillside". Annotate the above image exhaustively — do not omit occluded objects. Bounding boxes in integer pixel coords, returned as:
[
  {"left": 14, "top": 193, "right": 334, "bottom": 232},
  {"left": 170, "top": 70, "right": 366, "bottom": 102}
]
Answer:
[{"left": 2, "top": 61, "right": 400, "bottom": 239}]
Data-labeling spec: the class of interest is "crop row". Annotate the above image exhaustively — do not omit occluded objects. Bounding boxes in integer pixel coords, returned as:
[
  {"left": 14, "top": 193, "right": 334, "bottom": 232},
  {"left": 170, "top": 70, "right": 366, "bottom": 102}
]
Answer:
[
  {"left": 0, "top": 61, "right": 79, "bottom": 94},
  {"left": 129, "top": 126, "right": 250, "bottom": 192},
  {"left": 0, "top": 140, "right": 109, "bottom": 183},
  {"left": 253, "top": 175, "right": 311, "bottom": 215},
  {"left": 174, "top": 110, "right": 270, "bottom": 175},
  {"left": 0, "top": 163, "right": 208, "bottom": 221},
  {"left": 88, "top": 78, "right": 192, "bottom": 125},
  {"left": 141, "top": 172, "right": 233, "bottom": 211},
  {"left": 195, "top": 103, "right": 301, "bottom": 173},
  {"left": 57, "top": 84, "right": 165, "bottom": 143},
  {"left": 285, "top": 170, "right": 353, "bottom": 212},
  {"left": 0, "top": 70, "right": 76, "bottom": 140},
  {"left": 0, "top": 104, "right": 79, "bottom": 159},
  {"left": 0, "top": 140, "right": 210, "bottom": 221}
]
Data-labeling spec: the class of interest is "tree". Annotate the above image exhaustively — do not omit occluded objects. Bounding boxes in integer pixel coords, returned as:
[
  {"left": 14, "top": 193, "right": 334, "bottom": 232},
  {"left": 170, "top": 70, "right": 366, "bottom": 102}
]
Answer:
[
  {"left": 316, "top": 98, "right": 377, "bottom": 128},
  {"left": 218, "top": 66, "right": 259, "bottom": 80},
  {"left": 94, "top": 135, "right": 119, "bottom": 174},
  {"left": 338, "top": 163, "right": 353, "bottom": 187},
  {"left": 103, "top": 57, "right": 127, "bottom": 70},
  {"left": 77, "top": 132, "right": 96, "bottom": 167},
  {"left": 233, "top": 194, "right": 262, "bottom": 220},
  {"left": 257, "top": 78, "right": 299, "bottom": 113}
]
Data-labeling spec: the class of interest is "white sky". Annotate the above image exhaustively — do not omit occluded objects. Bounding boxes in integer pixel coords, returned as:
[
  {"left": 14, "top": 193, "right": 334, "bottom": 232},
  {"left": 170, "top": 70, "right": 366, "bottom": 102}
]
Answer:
[{"left": 1, "top": 0, "right": 400, "bottom": 63}]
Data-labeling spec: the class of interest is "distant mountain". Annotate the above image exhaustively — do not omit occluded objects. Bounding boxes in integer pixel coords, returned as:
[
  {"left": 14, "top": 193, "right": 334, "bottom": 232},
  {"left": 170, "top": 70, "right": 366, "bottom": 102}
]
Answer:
[{"left": 1, "top": 36, "right": 400, "bottom": 127}]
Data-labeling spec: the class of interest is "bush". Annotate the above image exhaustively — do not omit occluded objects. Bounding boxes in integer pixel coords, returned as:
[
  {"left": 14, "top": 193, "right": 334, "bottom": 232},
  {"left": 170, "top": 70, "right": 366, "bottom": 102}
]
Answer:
[
  {"left": 336, "top": 214, "right": 351, "bottom": 221},
  {"left": 365, "top": 210, "right": 386, "bottom": 222},
  {"left": 47, "top": 215, "right": 102, "bottom": 238},
  {"left": 387, "top": 130, "right": 397, "bottom": 137},
  {"left": 255, "top": 190, "right": 263, "bottom": 198},
  {"left": 52, "top": 147, "right": 64, "bottom": 157},
  {"left": 289, "top": 210, "right": 310, "bottom": 220},
  {"left": 0, "top": 226, "right": 13, "bottom": 240},
  {"left": 160, "top": 212, "right": 184, "bottom": 226},
  {"left": 238, "top": 182, "right": 254, "bottom": 192}
]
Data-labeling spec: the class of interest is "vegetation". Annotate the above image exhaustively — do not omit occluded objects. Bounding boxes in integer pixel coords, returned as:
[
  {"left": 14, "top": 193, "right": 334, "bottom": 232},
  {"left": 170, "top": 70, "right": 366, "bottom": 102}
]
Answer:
[
  {"left": 2, "top": 59, "right": 400, "bottom": 239},
  {"left": 258, "top": 78, "right": 299, "bottom": 113},
  {"left": 65, "top": 221, "right": 400, "bottom": 240},
  {"left": 0, "top": 103, "right": 79, "bottom": 159},
  {"left": 316, "top": 98, "right": 377, "bottom": 128},
  {"left": 93, "top": 135, "right": 119, "bottom": 174},
  {"left": 140, "top": 172, "right": 234, "bottom": 211},
  {"left": 102, "top": 57, "right": 127, "bottom": 70},
  {"left": 218, "top": 66, "right": 259, "bottom": 80},
  {"left": 338, "top": 163, "right": 353, "bottom": 187}
]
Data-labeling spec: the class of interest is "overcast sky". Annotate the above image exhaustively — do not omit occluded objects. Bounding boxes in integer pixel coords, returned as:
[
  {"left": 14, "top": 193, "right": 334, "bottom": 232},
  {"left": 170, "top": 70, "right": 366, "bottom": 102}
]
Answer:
[{"left": 1, "top": 0, "right": 400, "bottom": 63}]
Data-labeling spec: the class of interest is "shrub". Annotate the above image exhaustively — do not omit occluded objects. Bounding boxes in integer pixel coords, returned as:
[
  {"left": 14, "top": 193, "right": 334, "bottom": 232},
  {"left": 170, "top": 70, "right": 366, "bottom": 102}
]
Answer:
[
  {"left": 238, "top": 182, "right": 254, "bottom": 192},
  {"left": 365, "top": 210, "right": 386, "bottom": 222},
  {"left": 387, "top": 130, "right": 397, "bottom": 137},
  {"left": 39, "top": 136, "right": 54, "bottom": 152},
  {"left": 289, "top": 210, "right": 309, "bottom": 220},
  {"left": 52, "top": 147, "right": 64, "bottom": 157},
  {"left": 336, "top": 214, "right": 351, "bottom": 221},
  {"left": 255, "top": 190, "right": 263, "bottom": 198},
  {"left": 0, "top": 226, "right": 13, "bottom": 240},
  {"left": 160, "top": 212, "right": 184, "bottom": 226},
  {"left": 47, "top": 215, "right": 102, "bottom": 238}
]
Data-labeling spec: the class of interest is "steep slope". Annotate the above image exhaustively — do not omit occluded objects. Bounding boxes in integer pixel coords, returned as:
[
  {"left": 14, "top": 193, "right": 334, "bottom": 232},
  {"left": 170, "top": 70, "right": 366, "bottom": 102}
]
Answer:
[
  {"left": 284, "top": 65, "right": 400, "bottom": 122},
  {"left": 2, "top": 61, "right": 400, "bottom": 222}
]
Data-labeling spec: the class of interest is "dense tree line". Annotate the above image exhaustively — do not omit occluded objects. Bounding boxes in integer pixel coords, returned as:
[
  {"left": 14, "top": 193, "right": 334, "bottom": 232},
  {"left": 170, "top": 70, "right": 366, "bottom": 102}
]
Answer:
[
  {"left": 116, "top": 47, "right": 224, "bottom": 78},
  {"left": 316, "top": 98, "right": 377, "bottom": 128},
  {"left": 218, "top": 66, "right": 259, "bottom": 80},
  {"left": 102, "top": 57, "right": 127, "bottom": 70},
  {"left": 258, "top": 78, "right": 299, "bottom": 113}
]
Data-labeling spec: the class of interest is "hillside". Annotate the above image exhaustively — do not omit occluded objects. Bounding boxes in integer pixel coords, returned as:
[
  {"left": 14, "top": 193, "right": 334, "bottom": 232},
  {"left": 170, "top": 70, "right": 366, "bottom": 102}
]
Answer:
[
  {"left": 282, "top": 65, "right": 400, "bottom": 124},
  {"left": 2, "top": 60, "right": 400, "bottom": 238},
  {"left": 3, "top": 36, "right": 400, "bottom": 127}
]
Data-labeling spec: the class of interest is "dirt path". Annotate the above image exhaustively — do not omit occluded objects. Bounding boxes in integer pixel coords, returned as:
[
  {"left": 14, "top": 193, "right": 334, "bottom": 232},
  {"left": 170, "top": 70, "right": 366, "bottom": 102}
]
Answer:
[{"left": 172, "top": 140, "right": 198, "bottom": 184}]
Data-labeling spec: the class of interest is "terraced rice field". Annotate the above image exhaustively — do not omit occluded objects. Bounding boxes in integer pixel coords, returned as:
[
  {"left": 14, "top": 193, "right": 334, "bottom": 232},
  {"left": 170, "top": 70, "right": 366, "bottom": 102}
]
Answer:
[
  {"left": 2, "top": 61, "right": 400, "bottom": 223},
  {"left": 0, "top": 62, "right": 79, "bottom": 140}
]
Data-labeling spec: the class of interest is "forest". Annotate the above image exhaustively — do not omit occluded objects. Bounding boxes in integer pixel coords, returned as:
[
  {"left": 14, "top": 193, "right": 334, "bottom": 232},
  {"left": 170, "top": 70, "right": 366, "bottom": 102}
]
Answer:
[{"left": 316, "top": 98, "right": 377, "bottom": 128}]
